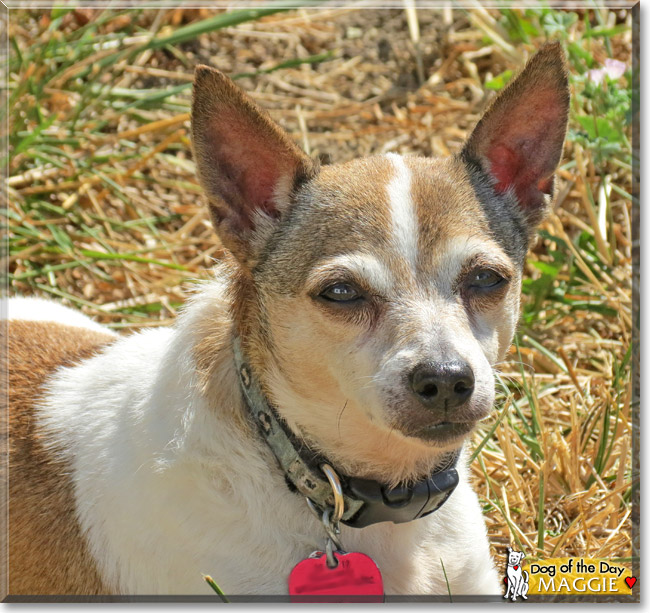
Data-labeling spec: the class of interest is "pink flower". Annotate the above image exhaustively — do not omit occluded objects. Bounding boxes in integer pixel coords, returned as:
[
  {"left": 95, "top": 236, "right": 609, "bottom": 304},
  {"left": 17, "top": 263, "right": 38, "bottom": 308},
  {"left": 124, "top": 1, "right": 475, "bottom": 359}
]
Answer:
[
  {"left": 588, "top": 68, "right": 606, "bottom": 84},
  {"left": 603, "top": 58, "right": 626, "bottom": 79},
  {"left": 588, "top": 59, "right": 627, "bottom": 84}
]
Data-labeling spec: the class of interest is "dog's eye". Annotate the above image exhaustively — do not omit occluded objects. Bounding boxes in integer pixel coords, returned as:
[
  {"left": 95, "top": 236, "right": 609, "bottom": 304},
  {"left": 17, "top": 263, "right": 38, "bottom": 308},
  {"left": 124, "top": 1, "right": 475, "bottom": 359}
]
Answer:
[
  {"left": 468, "top": 269, "right": 505, "bottom": 289},
  {"left": 320, "top": 283, "right": 363, "bottom": 303}
]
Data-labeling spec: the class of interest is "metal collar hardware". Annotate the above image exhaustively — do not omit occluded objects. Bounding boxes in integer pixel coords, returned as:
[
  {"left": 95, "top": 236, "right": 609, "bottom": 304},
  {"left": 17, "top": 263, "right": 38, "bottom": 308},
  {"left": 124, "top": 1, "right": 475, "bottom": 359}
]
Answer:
[{"left": 233, "top": 337, "right": 460, "bottom": 529}]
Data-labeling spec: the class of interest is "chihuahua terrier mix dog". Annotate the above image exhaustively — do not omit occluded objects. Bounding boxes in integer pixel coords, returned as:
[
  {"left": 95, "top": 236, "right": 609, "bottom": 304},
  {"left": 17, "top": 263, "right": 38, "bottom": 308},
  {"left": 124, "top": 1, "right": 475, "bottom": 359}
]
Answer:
[{"left": 6, "top": 43, "right": 568, "bottom": 597}]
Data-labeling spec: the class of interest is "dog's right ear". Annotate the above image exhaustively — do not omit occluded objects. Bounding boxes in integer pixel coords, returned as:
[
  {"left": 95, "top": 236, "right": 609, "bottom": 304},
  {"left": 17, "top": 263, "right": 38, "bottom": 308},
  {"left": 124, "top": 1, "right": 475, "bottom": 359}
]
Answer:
[{"left": 191, "top": 66, "right": 317, "bottom": 266}]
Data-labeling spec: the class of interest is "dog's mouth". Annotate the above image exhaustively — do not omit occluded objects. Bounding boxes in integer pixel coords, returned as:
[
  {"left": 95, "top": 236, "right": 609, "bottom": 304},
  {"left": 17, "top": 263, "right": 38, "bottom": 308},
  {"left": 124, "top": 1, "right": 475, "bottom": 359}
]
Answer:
[{"left": 410, "top": 420, "right": 476, "bottom": 444}]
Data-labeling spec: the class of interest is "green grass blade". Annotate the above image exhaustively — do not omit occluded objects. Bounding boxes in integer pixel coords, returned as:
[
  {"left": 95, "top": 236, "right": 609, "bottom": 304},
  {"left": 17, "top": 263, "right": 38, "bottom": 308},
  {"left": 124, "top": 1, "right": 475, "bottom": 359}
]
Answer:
[
  {"left": 34, "top": 283, "right": 106, "bottom": 311},
  {"left": 232, "top": 50, "right": 336, "bottom": 80},
  {"left": 477, "top": 454, "right": 526, "bottom": 552},
  {"left": 537, "top": 467, "right": 545, "bottom": 555},
  {"left": 12, "top": 112, "right": 58, "bottom": 156},
  {"left": 203, "top": 575, "right": 229, "bottom": 603},
  {"left": 470, "top": 401, "right": 510, "bottom": 463},
  {"left": 521, "top": 335, "right": 568, "bottom": 375},
  {"left": 145, "top": 1, "right": 322, "bottom": 51},
  {"left": 439, "top": 558, "right": 453, "bottom": 603},
  {"left": 79, "top": 249, "right": 189, "bottom": 271}
]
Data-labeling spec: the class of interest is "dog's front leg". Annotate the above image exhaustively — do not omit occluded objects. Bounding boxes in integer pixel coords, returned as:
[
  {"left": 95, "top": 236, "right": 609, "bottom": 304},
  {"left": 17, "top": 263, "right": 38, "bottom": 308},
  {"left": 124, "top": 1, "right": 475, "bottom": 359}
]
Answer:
[{"left": 520, "top": 572, "right": 529, "bottom": 600}]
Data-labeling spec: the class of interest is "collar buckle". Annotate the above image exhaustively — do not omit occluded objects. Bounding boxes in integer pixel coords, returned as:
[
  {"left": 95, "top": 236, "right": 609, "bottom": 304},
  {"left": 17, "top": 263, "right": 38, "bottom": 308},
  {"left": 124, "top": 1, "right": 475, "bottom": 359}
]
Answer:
[{"left": 342, "top": 468, "right": 459, "bottom": 528}]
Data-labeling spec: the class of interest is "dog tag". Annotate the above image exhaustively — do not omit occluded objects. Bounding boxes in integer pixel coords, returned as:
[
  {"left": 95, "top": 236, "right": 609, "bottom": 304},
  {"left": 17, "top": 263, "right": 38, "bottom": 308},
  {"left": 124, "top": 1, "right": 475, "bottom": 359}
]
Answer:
[{"left": 289, "top": 550, "right": 384, "bottom": 603}]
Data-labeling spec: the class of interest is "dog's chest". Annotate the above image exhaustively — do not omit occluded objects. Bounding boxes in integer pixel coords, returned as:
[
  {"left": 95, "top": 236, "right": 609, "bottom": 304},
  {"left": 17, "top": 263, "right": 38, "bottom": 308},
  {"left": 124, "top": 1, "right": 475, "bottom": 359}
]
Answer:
[
  {"left": 189, "top": 490, "right": 453, "bottom": 596},
  {"left": 180, "top": 495, "right": 440, "bottom": 596},
  {"left": 79, "top": 452, "right": 441, "bottom": 595}
]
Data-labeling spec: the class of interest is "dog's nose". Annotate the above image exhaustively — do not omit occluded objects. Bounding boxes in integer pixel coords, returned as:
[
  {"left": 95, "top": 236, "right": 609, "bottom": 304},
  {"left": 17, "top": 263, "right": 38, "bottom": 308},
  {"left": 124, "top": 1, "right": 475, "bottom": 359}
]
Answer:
[{"left": 409, "top": 361, "right": 474, "bottom": 410}]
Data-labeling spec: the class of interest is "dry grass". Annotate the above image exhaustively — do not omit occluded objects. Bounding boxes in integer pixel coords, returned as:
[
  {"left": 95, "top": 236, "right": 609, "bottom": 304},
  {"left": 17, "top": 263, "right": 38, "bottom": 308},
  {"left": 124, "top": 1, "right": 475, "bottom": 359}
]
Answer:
[{"left": 6, "top": 4, "right": 637, "bottom": 588}]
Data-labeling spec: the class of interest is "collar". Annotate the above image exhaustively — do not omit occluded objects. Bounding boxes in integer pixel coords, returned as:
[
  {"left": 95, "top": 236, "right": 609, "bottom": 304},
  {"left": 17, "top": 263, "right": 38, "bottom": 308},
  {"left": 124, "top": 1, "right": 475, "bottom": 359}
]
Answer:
[{"left": 233, "top": 337, "right": 459, "bottom": 529}]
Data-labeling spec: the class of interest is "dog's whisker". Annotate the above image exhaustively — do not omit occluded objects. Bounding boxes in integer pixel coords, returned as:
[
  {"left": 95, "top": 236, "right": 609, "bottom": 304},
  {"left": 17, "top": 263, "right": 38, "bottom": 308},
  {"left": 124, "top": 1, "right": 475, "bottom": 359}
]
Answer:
[{"left": 336, "top": 400, "right": 349, "bottom": 440}]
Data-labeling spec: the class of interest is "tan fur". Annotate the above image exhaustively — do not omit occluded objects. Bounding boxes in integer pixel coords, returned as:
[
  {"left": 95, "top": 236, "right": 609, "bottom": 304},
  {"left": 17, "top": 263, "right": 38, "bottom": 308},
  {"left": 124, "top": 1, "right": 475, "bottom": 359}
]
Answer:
[
  {"left": 5, "top": 320, "right": 115, "bottom": 595},
  {"left": 410, "top": 158, "right": 491, "bottom": 265}
]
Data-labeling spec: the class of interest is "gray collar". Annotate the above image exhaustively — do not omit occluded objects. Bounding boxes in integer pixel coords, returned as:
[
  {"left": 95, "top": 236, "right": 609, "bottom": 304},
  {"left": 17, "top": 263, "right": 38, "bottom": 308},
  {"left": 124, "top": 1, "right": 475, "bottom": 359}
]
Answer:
[{"left": 233, "top": 337, "right": 459, "bottom": 529}]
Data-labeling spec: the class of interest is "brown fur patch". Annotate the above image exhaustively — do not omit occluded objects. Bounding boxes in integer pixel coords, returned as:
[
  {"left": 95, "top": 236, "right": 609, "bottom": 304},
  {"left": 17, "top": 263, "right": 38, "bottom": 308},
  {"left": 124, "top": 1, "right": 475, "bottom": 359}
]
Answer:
[
  {"left": 408, "top": 156, "right": 492, "bottom": 269},
  {"left": 257, "top": 156, "right": 396, "bottom": 290},
  {"left": 4, "top": 320, "right": 115, "bottom": 595}
]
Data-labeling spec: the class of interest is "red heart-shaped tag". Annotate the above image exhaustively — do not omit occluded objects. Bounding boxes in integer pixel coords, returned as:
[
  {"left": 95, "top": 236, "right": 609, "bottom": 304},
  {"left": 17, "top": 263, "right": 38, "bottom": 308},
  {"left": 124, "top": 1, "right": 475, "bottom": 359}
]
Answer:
[
  {"left": 514, "top": 565, "right": 519, "bottom": 570},
  {"left": 625, "top": 577, "right": 637, "bottom": 589},
  {"left": 289, "top": 551, "right": 384, "bottom": 603}
]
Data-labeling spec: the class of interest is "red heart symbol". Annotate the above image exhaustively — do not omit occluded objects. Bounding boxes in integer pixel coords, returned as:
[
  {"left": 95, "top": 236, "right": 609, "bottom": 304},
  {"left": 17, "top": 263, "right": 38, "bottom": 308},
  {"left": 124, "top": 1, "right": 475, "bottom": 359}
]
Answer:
[
  {"left": 289, "top": 551, "right": 384, "bottom": 603},
  {"left": 625, "top": 577, "right": 637, "bottom": 589},
  {"left": 514, "top": 565, "right": 519, "bottom": 570}
]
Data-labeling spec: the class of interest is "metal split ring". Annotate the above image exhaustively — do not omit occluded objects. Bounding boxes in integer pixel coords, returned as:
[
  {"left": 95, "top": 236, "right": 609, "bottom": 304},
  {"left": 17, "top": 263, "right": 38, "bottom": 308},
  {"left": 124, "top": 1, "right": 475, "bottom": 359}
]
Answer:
[
  {"left": 322, "top": 508, "right": 343, "bottom": 550},
  {"left": 320, "top": 463, "right": 345, "bottom": 525},
  {"left": 303, "top": 464, "right": 346, "bottom": 569},
  {"left": 304, "top": 463, "right": 345, "bottom": 525},
  {"left": 325, "top": 535, "right": 339, "bottom": 569}
]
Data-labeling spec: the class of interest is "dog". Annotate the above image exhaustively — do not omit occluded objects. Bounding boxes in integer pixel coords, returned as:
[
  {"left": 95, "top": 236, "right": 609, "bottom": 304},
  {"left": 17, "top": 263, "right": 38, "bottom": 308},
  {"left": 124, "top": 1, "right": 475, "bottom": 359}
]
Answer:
[
  {"left": 504, "top": 548, "right": 529, "bottom": 601},
  {"left": 5, "top": 42, "right": 569, "bottom": 597}
]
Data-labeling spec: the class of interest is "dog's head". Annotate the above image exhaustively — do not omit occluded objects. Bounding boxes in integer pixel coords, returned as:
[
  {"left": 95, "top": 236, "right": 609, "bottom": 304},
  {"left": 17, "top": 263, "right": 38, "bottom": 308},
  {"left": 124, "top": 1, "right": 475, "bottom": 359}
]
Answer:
[
  {"left": 508, "top": 548, "right": 526, "bottom": 566},
  {"left": 191, "top": 44, "right": 569, "bottom": 482}
]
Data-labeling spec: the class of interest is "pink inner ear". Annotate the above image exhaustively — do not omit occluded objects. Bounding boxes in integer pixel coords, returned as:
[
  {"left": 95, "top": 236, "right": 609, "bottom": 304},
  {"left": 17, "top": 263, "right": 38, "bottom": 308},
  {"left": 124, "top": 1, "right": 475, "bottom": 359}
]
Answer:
[
  {"left": 480, "top": 85, "right": 566, "bottom": 210},
  {"left": 206, "top": 110, "right": 299, "bottom": 229},
  {"left": 488, "top": 144, "right": 521, "bottom": 195},
  {"left": 489, "top": 143, "right": 552, "bottom": 206},
  {"left": 240, "top": 158, "right": 285, "bottom": 218}
]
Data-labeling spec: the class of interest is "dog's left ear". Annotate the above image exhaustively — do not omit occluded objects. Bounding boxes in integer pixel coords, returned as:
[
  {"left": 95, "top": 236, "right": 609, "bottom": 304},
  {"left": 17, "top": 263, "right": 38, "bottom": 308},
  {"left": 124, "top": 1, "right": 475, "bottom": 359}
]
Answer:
[
  {"left": 191, "top": 65, "right": 317, "bottom": 266},
  {"left": 461, "top": 42, "right": 569, "bottom": 227}
]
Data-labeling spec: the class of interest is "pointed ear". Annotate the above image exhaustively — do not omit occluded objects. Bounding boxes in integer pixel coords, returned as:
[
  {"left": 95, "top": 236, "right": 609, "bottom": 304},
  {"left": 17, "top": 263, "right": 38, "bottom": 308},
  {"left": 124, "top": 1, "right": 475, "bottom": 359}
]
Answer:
[
  {"left": 191, "top": 66, "right": 317, "bottom": 265},
  {"left": 461, "top": 43, "right": 570, "bottom": 226}
]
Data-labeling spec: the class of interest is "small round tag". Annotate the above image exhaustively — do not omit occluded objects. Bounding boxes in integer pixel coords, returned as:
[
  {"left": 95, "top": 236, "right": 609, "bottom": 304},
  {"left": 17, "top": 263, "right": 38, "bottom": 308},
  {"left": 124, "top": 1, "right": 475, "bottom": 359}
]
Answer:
[{"left": 289, "top": 550, "right": 384, "bottom": 603}]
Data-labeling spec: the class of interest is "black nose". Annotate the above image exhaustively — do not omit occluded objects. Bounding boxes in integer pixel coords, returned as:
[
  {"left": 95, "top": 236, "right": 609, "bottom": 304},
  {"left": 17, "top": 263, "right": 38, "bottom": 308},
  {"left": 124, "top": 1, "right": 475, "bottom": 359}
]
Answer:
[{"left": 409, "top": 361, "right": 474, "bottom": 410}]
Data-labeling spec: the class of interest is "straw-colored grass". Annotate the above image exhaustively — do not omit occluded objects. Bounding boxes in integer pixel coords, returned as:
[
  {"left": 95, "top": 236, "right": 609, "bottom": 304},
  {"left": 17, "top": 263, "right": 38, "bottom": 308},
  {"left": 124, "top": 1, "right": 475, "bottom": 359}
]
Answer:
[{"left": 6, "top": 5, "right": 636, "bottom": 587}]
